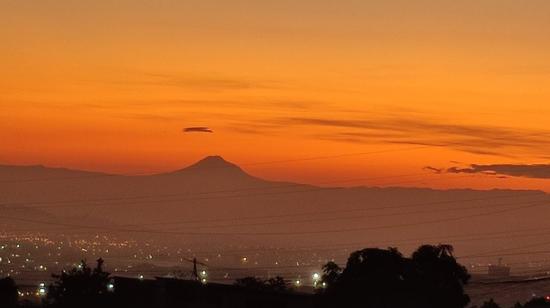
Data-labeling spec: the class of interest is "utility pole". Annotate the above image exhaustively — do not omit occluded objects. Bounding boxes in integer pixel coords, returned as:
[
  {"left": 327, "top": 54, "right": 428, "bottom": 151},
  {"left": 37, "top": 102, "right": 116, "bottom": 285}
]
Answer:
[{"left": 192, "top": 257, "right": 199, "bottom": 281}]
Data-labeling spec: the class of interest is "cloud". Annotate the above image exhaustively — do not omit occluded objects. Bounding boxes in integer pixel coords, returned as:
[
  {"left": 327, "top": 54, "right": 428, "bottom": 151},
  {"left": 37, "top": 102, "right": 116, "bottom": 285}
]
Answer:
[
  {"left": 447, "top": 164, "right": 550, "bottom": 179},
  {"left": 115, "top": 113, "right": 183, "bottom": 122},
  {"left": 266, "top": 116, "right": 550, "bottom": 158},
  {"left": 423, "top": 166, "right": 443, "bottom": 174},
  {"left": 224, "top": 122, "right": 285, "bottom": 135},
  {"left": 183, "top": 127, "right": 213, "bottom": 133},
  {"left": 108, "top": 71, "right": 283, "bottom": 92}
]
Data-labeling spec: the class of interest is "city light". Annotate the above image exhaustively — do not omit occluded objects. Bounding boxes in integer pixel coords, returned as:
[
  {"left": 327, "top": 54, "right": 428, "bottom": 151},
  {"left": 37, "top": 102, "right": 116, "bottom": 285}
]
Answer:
[
  {"left": 37, "top": 282, "right": 47, "bottom": 296},
  {"left": 312, "top": 272, "right": 321, "bottom": 287},
  {"left": 107, "top": 279, "right": 115, "bottom": 292}
]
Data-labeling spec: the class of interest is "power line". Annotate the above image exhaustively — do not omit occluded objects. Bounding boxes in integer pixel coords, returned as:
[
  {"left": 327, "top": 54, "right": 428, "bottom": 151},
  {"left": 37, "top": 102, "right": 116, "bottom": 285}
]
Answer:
[
  {"left": 3, "top": 173, "right": 540, "bottom": 213},
  {"left": 24, "top": 227, "right": 550, "bottom": 260},
  {"left": 1, "top": 193, "right": 544, "bottom": 236},
  {"left": 6, "top": 225, "right": 550, "bottom": 268},
  {"left": 0, "top": 200, "right": 546, "bottom": 237},
  {"left": 0, "top": 146, "right": 428, "bottom": 184},
  {"left": 159, "top": 198, "right": 550, "bottom": 231},
  {"left": 1, "top": 169, "right": 471, "bottom": 209},
  {"left": 183, "top": 228, "right": 550, "bottom": 257},
  {"left": 240, "top": 146, "right": 429, "bottom": 166},
  {"left": 460, "top": 238, "right": 550, "bottom": 259},
  {"left": 108, "top": 191, "right": 542, "bottom": 228}
]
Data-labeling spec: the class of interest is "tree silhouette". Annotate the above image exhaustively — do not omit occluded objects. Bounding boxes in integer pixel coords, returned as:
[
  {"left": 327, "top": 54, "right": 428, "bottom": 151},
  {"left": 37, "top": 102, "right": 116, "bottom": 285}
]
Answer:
[
  {"left": 265, "top": 276, "right": 290, "bottom": 292},
  {"left": 47, "top": 258, "right": 112, "bottom": 308},
  {"left": 411, "top": 244, "right": 470, "bottom": 308},
  {"left": 321, "top": 261, "right": 342, "bottom": 287},
  {"left": 0, "top": 277, "right": 18, "bottom": 308},
  {"left": 318, "top": 244, "right": 470, "bottom": 308},
  {"left": 520, "top": 298, "right": 550, "bottom": 307},
  {"left": 319, "top": 247, "right": 413, "bottom": 307},
  {"left": 235, "top": 276, "right": 266, "bottom": 290},
  {"left": 235, "top": 276, "right": 290, "bottom": 292},
  {"left": 480, "top": 298, "right": 501, "bottom": 308}
]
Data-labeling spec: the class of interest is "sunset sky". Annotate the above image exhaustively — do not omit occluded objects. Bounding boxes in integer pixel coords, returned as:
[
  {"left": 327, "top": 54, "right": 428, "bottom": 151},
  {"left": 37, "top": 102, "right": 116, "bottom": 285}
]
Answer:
[{"left": 1, "top": 0, "right": 549, "bottom": 191}]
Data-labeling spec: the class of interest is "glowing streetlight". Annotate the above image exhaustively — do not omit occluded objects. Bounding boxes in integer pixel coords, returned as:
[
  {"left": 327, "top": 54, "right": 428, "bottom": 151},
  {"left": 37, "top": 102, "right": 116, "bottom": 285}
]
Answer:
[
  {"left": 107, "top": 279, "right": 115, "bottom": 292},
  {"left": 199, "top": 270, "right": 208, "bottom": 279},
  {"left": 37, "top": 282, "right": 47, "bottom": 296},
  {"left": 312, "top": 272, "right": 321, "bottom": 287}
]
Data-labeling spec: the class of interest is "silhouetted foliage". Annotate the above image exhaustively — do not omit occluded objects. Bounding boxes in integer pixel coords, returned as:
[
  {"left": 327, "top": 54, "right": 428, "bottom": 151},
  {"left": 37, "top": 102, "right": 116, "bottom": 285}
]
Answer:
[
  {"left": 411, "top": 244, "right": 470, "bottom": 308},
  {"left": 321, "top": 261, "right": 342, "bottom": 287},
  {"left": 0, "top": 277, "right": 18, "bottom": 308},
  {"left": 318, "top": 244, "right": 470, "bottom": 308},
  {"left": 265, "top": 276, "right": 290, "bottom": 292},
  {"left": 235, "top": 276, "right": 266, "bottom": 290},
  {"left": 519, "top": 297, "right": 550, "bottom": 307},
  {"left": 235, "top": 276, "right": 290, "bottom": 292},
  {"left": 480, "top": 298, "right": 501, "bottom": 308},
  {"left": 47, "top": 258, "right": 112, "bottom": 308}
]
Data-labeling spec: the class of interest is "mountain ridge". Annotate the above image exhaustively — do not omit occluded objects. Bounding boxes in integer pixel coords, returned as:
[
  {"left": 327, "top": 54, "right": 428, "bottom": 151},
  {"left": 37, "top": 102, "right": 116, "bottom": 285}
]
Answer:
[
  {"left": 1, "top": 157, "right": 547, "bottom": 195},
  {"left": 1, "top": 156, "right": 550, "bottom": 259}
]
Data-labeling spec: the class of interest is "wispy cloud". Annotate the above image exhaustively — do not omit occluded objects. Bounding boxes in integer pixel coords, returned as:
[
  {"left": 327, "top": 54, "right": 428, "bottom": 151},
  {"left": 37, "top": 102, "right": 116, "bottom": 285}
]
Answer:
[
  {"left": 265, "top": 116, "right": 550, "bottom": 158},
  {"left": 183, "top": 127, "right": 213, "bottom": 133},
  {"left": 107, "top": 71, "right": 283, "bottom": 92},
  {"left": 447, "top": 164, "right": 550, "bottom": 179},
  {"left": 423, "top": 166, "right": 443, "bottom": 174}
]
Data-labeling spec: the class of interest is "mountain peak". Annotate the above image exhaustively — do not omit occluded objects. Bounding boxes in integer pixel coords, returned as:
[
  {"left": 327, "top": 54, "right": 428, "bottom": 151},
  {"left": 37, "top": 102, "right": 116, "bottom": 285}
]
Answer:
[
  {"left": 175, "top": 155, "right": 245, "bottom": 175},
  {"left": 194, "top": 155, "right": 232, "bottom": 167}
]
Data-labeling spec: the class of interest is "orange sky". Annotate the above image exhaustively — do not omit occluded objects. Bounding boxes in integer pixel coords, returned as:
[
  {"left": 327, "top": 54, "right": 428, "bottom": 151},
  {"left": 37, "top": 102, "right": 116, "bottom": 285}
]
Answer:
[{"left": 1, "top": 0, "right": 549, "bottom": 191}]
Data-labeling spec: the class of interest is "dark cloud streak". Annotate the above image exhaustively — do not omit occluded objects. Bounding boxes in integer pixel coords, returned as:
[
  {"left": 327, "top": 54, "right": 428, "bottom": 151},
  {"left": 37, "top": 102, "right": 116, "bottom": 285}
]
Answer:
[
  {"left": 265, "top": 116, "right": 550, "bottom": 158},
  {"left": 183, "top": 127, "right": 213, "bottom": 133},
  {"left": 447, "top": 164, "right": 550, "bottom": 179}
]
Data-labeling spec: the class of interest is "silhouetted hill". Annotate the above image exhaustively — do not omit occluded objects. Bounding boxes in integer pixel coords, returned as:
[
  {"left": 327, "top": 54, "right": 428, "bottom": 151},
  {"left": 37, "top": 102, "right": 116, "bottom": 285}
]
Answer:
[
  {"left": 151, "top": 155, "right": 276, "bottom": 190},
  {"left": 0, "top": 164, "right": 109, "bottom": 181},
  {"left": 172, "top": 155, "right": 246, "bottom": 175},
  {"left": 1, "top": 157, "right": 548, "bottom": 258}
]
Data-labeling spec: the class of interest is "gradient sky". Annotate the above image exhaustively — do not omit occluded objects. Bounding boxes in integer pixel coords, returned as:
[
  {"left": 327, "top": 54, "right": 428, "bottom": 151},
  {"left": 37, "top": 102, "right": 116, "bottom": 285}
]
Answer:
[{"left": 1, "top": 0, "right": 550, "bottom": 191}]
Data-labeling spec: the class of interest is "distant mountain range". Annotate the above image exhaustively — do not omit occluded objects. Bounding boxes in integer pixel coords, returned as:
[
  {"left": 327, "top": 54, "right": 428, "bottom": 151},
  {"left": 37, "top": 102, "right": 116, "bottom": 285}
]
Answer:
[{"left": 1, "top": 156, "right": 549, "bottom": 259}]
